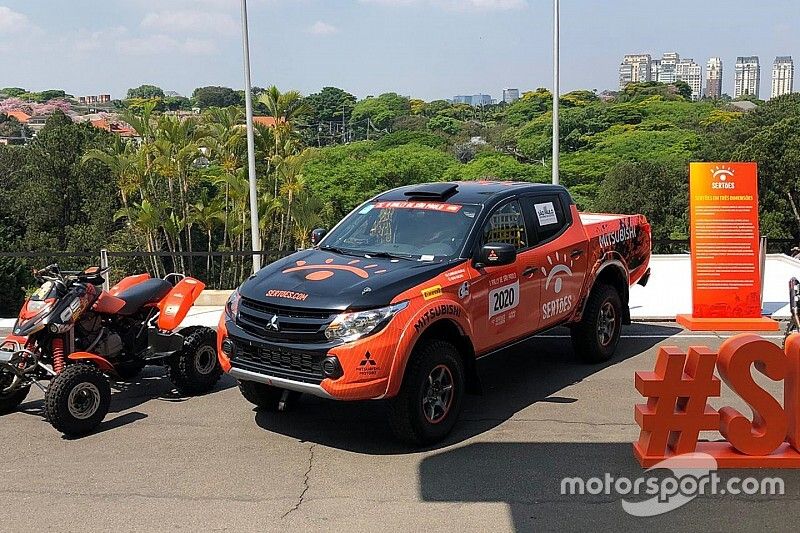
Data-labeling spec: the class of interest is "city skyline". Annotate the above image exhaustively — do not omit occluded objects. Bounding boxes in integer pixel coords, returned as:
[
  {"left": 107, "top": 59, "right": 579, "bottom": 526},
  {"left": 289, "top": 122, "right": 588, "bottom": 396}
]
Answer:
[{"left": 1, "top": 1, "right": 800, "bottom": 101}]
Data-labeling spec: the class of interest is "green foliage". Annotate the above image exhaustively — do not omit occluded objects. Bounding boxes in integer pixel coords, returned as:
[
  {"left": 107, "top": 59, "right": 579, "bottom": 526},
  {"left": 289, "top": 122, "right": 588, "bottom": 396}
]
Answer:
[
  {"left": 0, "top": 113, "right": 27, "bottom": 143},
  {"left": 351, "top": 93, "right": 411, "bottom": 130},
  {"left": 1, "top": 87, "right": 26, "bottom": 97},
  {"left": 192, "top": 86, "right": 241, "bottom": 109},
  {"left": 444, "top": 152, "right": 548, "bottom": 183},
  {"left": 127, "top": 84, "right": 165, "bottom": 100},
  {"left": 302, "top": 142, "right": 456, "bottom": 222},
  {"left": 504, "top": 88, "right": 552, "bottom": 126},
  {"left": 375, "top": 130, "right": 447, "bottom": 150},
  {"left": 305, "top": 87, "right": 357, "bottom": 123},
  {"left": 164, "top": 96, "right": 193, "bottom": 111},
  {"left": 427, "top": 115, "right": 462, "bottom": 135}
]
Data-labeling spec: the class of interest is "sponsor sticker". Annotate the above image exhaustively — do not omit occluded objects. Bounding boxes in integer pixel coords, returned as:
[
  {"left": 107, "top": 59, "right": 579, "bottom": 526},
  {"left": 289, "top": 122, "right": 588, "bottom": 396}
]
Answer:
[
  {"left": 458, "top": 282, "right": 470, "bottom": 300},
  {"left": 489, "top": 280, "right": 519, "bottom": 319},
  {"left": 266, "top": 289, "right": 309, "bottom": 301},
  {"left": 445, "top": 268, "right": 466, "bottom": 282},
  {"left": 422, "top": 285, "right": 443, "bottom": 301},
  {"left": 374, "top": 201, "right": 463, "bottom": 213},
  {"left": 535, "top": 202, "right": 558, "bottom": 226},
  {"left": 414, "top": 304, "right": 462, "bottom": 332}
]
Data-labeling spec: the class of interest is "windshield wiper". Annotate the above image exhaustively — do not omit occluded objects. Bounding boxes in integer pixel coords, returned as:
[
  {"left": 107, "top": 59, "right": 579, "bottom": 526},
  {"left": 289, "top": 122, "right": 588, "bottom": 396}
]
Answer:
[
  {"left": 363, "top": 251, "right": 414, "bottom": 261},
  {"left": 319, "top": 245, "right": 362, "bottom": 257}
]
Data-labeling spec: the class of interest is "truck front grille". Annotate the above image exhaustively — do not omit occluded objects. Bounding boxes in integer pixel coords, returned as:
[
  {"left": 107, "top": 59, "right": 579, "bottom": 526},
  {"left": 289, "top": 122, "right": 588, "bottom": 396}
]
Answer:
[
  {"left": 230, "top": 342, "right": 325, "bottom": 384},
  {"left": 236, "top": 298, "right": 336, "bottom": 344}
]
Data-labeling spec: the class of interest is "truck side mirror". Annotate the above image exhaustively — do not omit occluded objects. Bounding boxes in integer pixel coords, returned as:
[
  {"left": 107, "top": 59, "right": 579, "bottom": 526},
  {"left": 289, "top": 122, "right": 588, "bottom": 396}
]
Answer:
[
  {"left": 475, "top": 243, "right": 517, "bottom": 269},
  {"left": 311, "top": 228, "right": 328, "bottom": 246}
]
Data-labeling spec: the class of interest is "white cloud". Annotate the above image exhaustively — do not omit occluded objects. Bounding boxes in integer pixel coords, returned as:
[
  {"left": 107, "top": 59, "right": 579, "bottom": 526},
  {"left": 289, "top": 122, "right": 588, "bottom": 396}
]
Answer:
[
  {"left": 73, "top": 26, "right": 129, "bottom": 53},
  {"left": 141, "top": 10, "right": 239, "bottom": 36},
  {"left": 359, "top": 0, "right": 526, "bottom": 10},
  {"left": 117, "top": 34, "right": 218, "bottom": 56},
  {"left": 308, "top": 21, "right": 339, "bottom": 35},
  {"left": 0, "top": 6, "right": 31, "bottom": 33}
]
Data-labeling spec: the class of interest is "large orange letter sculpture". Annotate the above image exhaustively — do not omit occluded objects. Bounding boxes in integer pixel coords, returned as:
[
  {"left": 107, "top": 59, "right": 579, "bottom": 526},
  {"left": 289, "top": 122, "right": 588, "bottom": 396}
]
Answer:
[
  {"left": 634, "top": 333, "right": 800, "bottom": 468},
  {"left": 677, "top": 162, "right": 778, "bottom": 331}
]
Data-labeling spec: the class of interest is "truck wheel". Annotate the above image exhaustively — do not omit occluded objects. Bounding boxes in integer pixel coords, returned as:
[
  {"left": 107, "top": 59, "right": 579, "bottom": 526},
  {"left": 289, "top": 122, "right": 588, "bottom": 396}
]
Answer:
[
  {"left": 238, "top": 381, "right": 300, "bottom": 411},
  {"left": 0, "top": 371, "right": 30, "bottom": 415},
  {"left": 389, "top": 339, "right": 465, "bottom": 446},
  {"left": 45, "top": 364, "right": 111, "bottom": 437},
  {"left": 168, "top": 328, "right": 222, "bottom": 395},
  {"left": 571, "top": 283, "right": 622, "bottom": 364}
]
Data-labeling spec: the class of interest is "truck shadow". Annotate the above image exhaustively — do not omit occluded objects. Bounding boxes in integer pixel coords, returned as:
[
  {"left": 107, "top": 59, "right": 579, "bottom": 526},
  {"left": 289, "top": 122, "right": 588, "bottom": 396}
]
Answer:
[
  {"left": 253, "top": 323, "right": 682, "bottom": 454},
  {"left": 417, "top": 441, "right": 800, "bottom": 532}
]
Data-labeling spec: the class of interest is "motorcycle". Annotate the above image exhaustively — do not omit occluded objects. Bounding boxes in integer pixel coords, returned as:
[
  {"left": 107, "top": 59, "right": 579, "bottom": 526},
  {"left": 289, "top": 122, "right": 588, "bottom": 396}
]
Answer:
[{"left": 0, "top": 264, "right": 221, "bottom": 436}]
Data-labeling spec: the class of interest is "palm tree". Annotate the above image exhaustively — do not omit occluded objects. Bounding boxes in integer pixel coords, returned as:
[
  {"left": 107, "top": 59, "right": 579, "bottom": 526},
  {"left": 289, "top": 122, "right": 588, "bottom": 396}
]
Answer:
[
  {"left": 190, "top": 188, "right": 226, "bottom": 274},
  {"left": 114, "top": 200, "right": 164, "bottom": 276}
]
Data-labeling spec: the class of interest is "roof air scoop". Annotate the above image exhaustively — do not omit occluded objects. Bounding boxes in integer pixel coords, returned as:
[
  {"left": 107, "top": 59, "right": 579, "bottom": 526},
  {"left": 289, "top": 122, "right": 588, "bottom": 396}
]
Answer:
[{"left": 403, "top": 183, "right": 459, "bottom": 201}]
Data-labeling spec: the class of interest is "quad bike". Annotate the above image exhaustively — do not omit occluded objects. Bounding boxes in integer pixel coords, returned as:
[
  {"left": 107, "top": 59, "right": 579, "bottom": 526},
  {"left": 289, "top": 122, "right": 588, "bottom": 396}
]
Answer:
[{"left": 0, "top": 264, "right": 221, "bottom": 437}]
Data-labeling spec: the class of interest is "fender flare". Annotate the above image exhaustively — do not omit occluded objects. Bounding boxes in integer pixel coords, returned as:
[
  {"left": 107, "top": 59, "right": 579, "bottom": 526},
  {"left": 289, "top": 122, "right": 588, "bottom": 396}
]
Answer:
[
  {"left": 67, "top": 352, "right": 116, "bottom": 374},
  {"left": 384, "top": 299, "right": 474, "bottom": 398}
]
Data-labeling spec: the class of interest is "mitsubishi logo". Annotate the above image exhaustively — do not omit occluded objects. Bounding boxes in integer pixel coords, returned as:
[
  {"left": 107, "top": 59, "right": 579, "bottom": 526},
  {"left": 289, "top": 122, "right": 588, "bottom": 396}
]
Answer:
[
  {"left": 360, "top": 352, "right": 376, "bottom": 366},
  {"left": 266, "top": 314, "right": 280, "bottom": 332}
]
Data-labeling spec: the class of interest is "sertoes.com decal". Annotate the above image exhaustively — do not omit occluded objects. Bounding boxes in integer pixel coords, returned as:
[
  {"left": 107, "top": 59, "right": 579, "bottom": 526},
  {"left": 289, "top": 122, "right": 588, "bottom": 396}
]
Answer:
[
  {"left": 282, "top": 258, "right": 388, "bottom": 282},
  {"left": 266, "top": 289, "right": 309, "bottom": 301},
  {"left": 414, "top": 304, "right": 462, "bottom": 333}
]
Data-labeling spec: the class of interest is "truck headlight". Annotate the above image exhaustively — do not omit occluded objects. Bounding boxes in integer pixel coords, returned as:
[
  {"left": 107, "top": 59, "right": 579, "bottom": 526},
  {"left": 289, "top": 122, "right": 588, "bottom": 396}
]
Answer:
[
  {"left": 225, "top": 289, "right": 241, "bottom": 320},
  {"left": 324, "top": 301, "right": 408, "bottom": 343}
]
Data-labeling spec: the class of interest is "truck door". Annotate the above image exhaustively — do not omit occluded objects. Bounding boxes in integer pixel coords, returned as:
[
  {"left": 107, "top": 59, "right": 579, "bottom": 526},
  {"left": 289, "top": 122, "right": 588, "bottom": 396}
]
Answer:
[
  {"left": 522, "top": 193, "right": 589, "bottom": 331},
  {"left": 471, "top": 199, "right": 539, "bottom": 353}
]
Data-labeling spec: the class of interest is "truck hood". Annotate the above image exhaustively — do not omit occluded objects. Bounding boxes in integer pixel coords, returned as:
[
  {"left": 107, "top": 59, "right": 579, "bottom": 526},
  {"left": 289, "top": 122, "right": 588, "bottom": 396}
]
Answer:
[{"left": 239, "top": 249, "right": 461, "bottom": 311}]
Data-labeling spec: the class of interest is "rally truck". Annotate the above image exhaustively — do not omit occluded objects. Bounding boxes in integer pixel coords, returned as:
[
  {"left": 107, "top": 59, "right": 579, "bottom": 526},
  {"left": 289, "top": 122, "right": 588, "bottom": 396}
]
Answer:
[{"left": 218, "top": 181, "right": 651, "bottom": 444}]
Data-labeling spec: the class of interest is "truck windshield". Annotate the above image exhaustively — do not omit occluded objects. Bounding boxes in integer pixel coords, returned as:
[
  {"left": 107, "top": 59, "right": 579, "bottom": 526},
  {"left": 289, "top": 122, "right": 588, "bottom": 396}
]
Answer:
[{"left": 321, "top": 201, "right": 480, "bottom": 260}]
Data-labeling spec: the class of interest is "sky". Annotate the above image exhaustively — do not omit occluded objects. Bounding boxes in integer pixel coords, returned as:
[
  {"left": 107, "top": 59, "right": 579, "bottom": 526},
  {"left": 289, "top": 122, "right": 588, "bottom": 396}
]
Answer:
[{"left": 1, "top": 0, "right": 799, "bottom": 101}]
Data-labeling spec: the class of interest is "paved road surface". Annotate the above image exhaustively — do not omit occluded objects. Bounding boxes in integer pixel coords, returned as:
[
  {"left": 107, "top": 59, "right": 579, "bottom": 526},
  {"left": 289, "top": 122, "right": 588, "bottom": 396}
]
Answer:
[{"left": 2, "top": 323, "right": 799, "bottom": 532}]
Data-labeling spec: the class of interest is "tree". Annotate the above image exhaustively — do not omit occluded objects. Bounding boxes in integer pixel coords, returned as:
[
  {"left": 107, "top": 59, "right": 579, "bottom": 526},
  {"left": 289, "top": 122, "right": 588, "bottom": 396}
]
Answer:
[
  {"left": 427, "top": 115, "right": 462, "bottom": 136},
  {"left": 192, "top": 86, "right": 241, "bottom": 109},
  {"left": 674, "top": 81, "right": 693, "bottom": 101},
  {"left": 0, "top": 114, "right": 28, "bottom": 143},
  {"left": 305, "top": 86, "right": 356, "bottom": 124},
  {"left": 164, "top": 96, "right": 193, "bottom": 111},
  {"left": 127, "top": 84, "right": 165, "bottom": 100},
  {"left": 1, "top": 87, "right": 26, "bottom": 97},
  {"left": 351, "top": 93, "right": 411, "bottom": 131}
]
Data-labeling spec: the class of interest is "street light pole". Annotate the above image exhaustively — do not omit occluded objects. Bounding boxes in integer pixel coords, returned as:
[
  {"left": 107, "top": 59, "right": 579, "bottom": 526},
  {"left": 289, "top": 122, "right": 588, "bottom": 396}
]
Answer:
[
  {"left": 240, "top": 0, "right": 261, "bottom": 272},
  {"left": 552, "top": 0, "right": 560, "bottom": 185}
]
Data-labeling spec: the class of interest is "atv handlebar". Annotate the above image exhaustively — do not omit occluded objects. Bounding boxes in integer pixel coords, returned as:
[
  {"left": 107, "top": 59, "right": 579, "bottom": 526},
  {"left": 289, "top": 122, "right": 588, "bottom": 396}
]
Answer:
[{"left": 34, "top": 264, "right": 111, "bottom": 284}]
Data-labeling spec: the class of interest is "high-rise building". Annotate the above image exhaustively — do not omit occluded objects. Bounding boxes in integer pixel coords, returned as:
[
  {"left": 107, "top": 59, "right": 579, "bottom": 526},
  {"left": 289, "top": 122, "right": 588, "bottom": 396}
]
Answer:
[
  {"left": 452, "top": 94, "right": 493, "bottom": 107},
  {"left": 706, "top": 57, "right": 723, "bottom": 99},
  {"left": 658, "top": 52, "right": 680, "bottom": 84},
  {"left": 771, "top": 56, "right": 794, "bottom": 99},
  {"left": 650, "top": 59, "right": 662, "bottom": 82},
  {"left": 619, "top": 54, "right": 652, "bottom": 89},
  {"left": 735, "top": 56, "right": 761, "bottom": 99},
  {"left": 503, "top": 88, "right": 520, "bottom": 104},
  {"left": 676, "top": 58, "right": 703, "bottom": 101}
]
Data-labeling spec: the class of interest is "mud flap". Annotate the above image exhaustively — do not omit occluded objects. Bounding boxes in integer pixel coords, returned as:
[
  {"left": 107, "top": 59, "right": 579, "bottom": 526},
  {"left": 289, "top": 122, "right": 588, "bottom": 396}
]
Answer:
[{"left": 148, "top": 328, "right": 185, "bottom": 357}]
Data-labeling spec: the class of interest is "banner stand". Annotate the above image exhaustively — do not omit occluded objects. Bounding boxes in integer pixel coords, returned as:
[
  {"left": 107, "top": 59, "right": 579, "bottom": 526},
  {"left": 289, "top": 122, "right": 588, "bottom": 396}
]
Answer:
[{"left": 679, "top": 162, "right": 780, "bottom": 332}]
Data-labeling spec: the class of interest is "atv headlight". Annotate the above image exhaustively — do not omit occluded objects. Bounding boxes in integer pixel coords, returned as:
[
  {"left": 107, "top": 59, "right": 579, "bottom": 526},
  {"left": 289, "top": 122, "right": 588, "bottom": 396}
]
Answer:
[
  {"left": 225, "top": 289, "right": 241, "bottom": 320},
  {"left": 325, "top": 301, "right": 409, "bottom": 343}
]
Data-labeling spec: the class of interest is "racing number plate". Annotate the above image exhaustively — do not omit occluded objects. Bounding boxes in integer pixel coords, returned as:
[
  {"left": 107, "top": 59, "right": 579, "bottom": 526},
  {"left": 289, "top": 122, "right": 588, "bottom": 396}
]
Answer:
[{"left": 489, "top": 281, "right": 519, "bottom": 319}]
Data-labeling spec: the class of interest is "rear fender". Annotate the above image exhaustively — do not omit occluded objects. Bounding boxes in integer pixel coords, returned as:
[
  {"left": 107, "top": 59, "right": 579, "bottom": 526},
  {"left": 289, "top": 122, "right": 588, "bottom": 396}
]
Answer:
[
  {"left": 67, "top": 351, "right": 116, "bottom": 374},
  {"left": 109, "top": 273, "right": 151, "bottom": 296},
  {"left": 156, "top": 277, "right": 206, "bottom": 331}
]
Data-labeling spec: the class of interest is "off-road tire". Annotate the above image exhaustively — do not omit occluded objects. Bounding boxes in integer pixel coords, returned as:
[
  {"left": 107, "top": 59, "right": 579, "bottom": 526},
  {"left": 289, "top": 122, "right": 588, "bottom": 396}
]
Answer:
[
  {"left": 45, "top": 364, "right": 111, "bottom": 437},
  {"left": 571, "top": 283, "right": 623, "bottom": 364},
  {"left": 238, "top": 380, "right": 300, "bottom": 411},
  {"left": 0, "top": 377, "right": 30, "bottom": 415},
  {"left": 389, "top": 339, "right": 465, "bottom": 446},
  {"left": 168, "top": 327, "right": 222, "bottom": 395}
]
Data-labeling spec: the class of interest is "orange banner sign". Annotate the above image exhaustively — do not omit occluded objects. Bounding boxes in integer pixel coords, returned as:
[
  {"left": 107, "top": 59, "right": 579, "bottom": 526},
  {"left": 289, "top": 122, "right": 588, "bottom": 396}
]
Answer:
[{"left": 683, "top": 163, "right": 765, "bottom": 326}]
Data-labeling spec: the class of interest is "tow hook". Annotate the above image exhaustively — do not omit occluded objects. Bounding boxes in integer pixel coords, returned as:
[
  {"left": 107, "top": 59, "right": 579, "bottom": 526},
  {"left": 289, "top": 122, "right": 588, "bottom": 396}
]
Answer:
[{"left": 278, "top": 389, "right": 291, "bottom": 411}]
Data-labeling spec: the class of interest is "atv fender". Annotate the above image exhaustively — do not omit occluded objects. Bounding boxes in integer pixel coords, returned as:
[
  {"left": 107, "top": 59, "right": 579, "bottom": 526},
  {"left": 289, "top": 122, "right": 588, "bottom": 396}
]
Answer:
[
  {"left": 67, "top": 352, "right": 116, "bottom": 374},
  {"left": 157, "top": 277, "right": 206, "bottom": 332}
]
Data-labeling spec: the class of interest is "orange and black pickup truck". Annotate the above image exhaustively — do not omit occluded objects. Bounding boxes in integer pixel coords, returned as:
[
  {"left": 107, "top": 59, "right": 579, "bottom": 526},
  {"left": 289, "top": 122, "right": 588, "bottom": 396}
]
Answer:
[{"left": 218, "top": 181, "right": 651, "bottom": 444}]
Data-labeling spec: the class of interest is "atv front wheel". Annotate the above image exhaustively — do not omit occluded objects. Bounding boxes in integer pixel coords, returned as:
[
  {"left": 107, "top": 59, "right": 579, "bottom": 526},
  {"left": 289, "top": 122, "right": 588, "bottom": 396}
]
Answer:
[
  {"left": 168, "top": 327, "right": 222, "bottom": 395},
  {"left": 45, "top": 364, "right": 111, "bottom": 437},
  {"left": 0, "top": 371, "right": 30, "bottom": 415}
]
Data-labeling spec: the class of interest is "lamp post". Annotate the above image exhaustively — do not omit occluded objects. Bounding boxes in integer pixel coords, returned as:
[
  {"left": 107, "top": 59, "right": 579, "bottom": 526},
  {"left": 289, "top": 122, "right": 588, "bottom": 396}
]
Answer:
[
  {"left": 552, "top": 0, "right": 560, "bottom": 185},
  {"left": 240, "top": 0, "right": 261, "bottom": 272}
]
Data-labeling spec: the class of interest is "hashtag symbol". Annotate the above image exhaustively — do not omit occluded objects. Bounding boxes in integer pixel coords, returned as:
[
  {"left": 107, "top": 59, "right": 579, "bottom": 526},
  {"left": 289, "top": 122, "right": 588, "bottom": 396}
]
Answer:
[{"left": 635, "top": 346, "right": 721, "bottom": 458}]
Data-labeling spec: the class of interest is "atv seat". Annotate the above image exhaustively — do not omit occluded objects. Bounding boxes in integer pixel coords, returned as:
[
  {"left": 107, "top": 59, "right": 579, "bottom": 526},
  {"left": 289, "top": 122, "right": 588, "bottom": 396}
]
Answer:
[{"left": 116, "top": 278, "right": 173, "bottom": 316}]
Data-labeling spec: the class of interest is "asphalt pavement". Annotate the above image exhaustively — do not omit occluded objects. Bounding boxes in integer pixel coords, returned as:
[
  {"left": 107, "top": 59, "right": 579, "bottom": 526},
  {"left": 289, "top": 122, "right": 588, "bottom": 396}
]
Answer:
[{"left": 2, "top": 323, "right": 800, "bottom": 532}]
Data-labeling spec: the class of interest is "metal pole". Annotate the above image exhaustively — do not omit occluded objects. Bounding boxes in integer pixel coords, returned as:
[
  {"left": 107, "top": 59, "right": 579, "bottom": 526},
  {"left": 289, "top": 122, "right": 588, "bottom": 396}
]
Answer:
[
  {"left": 552, "top": 0, "right": 560, "bottom": 185},
  {"left": 241, "top": 0, "right": 261, "bottom": 273},
  {"left": 100, "top": 248, "right": 110, "bottom": 292}
]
